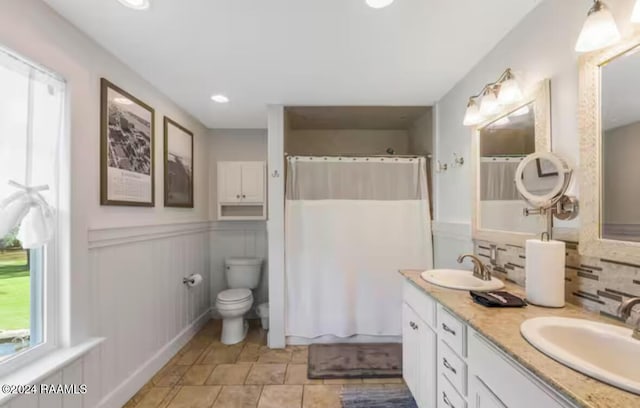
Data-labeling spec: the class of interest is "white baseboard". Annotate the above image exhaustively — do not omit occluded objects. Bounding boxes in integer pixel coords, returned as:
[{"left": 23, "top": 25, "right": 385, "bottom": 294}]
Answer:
[{"left": 97, "top": 308, "right": 212, "bottom": 408}]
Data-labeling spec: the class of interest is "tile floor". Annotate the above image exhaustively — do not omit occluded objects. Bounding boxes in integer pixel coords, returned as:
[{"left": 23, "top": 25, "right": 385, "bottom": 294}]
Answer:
[{"left": 125, "top": 320, "right": 406, "bottom": 408}]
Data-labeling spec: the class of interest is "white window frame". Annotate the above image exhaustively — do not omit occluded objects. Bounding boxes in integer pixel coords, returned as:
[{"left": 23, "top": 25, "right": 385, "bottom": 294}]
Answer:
[{"left": 0, "top": 48, "right": 64, "bottom": 378}]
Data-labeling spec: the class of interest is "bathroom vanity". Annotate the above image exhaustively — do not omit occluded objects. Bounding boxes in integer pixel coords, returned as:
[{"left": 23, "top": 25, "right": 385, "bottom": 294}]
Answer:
[{"left": 400, "top": 270, "right": 639, "bottom": 408}]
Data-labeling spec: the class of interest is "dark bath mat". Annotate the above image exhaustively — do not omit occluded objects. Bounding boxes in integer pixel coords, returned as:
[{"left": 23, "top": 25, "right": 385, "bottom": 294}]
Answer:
[
  {"left": 308, "top": 343, "right": 402, "bottom": 379},
  {"left": 341, "top": 386, "right": 417, "bottom": 408}
]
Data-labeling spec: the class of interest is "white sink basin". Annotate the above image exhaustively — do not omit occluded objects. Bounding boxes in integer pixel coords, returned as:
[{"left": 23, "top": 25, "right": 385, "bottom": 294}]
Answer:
[
  {"left": 521, "top": 317, "right": 640, "bottom": 395},
  {"left": 420, "top": 269, "right": 504, "bottom": 291}
]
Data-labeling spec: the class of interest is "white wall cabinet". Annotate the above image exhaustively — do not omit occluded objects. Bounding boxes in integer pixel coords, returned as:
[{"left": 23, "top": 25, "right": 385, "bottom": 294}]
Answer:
[
  {"left": 402, "top": 281, "right": 575, "bottom": 408},
  {"left": 217, "top": 161, "right": 266, "bottom": 220}
]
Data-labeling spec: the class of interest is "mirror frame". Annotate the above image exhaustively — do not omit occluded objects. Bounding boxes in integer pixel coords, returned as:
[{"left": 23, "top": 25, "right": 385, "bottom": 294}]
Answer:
[
  {"left": 579, "top": 34, "right": 640, "bottom": 264},
  {"left": 471, "top": 79, "right": 551, "bottom": 246}
]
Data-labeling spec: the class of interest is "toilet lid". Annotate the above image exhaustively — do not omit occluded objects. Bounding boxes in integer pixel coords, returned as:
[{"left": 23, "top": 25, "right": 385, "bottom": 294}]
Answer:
[{"left": 217, "top": 288, "right": 252, "bottom": 303}]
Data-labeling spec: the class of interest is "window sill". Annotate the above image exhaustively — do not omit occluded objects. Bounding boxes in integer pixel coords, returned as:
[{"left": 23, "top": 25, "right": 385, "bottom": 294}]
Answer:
[{"left": 0, "top": 337, "right": 104, "bottom": 405}]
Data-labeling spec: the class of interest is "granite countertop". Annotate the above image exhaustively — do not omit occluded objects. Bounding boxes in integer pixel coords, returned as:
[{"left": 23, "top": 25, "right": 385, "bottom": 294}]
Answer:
[{"left": 400, "top": 270, "right": 640, "bottom": 408}]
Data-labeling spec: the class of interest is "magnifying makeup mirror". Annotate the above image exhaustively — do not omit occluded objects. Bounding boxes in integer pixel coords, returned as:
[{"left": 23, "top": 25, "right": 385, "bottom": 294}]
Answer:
[{"left": 514, "top": 152, "right": 579, "bottom": 237}]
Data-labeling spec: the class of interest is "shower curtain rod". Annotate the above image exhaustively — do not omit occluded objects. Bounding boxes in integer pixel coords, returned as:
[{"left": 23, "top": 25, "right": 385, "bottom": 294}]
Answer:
[{"left": 285, "top": 153, "right": 432, "bottom": 159}]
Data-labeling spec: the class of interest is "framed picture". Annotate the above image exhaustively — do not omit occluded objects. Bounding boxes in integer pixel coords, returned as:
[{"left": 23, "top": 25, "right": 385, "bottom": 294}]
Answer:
[
  {"left": 163, "top": 117, "right": 194, "bottom": 208},
  {"left": 100, "top": 78, "right": 155, "bottom": 206}
]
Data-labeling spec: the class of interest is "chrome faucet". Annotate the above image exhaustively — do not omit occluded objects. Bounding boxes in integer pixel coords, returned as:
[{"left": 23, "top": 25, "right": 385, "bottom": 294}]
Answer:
[
  {"left": 617, "top": 297, "right": 640, "bottom": 341},
  {"left": 457, "top": 254, "right": 492, "bottom": 281}
]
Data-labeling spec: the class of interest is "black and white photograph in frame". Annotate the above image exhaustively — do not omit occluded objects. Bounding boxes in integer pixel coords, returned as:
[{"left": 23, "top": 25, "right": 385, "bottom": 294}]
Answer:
[
  {"left": 100, "top": 78, "right": 155, "bottom": 206},
  {"left": 163, "top": 117, "right": 194, "bottom": 208}
]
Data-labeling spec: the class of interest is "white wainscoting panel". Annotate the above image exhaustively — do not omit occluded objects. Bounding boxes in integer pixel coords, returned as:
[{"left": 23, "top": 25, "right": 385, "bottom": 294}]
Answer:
[
  {"left": 88, "top": 222, "right": 211, "bottom": 407},
  {"left": 0, "top": 222, "right": 213, "bottom": 408},
  {"left": 210, "top": 221, "right": 268, "bottom": 318}
]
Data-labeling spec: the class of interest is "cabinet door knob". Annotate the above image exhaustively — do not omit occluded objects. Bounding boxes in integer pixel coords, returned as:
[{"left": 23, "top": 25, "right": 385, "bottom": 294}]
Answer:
[
  {"left": 442, "top": 323, "right": 456, "bottom": 336},
  {"left": 236, "top": 194, "right": 241, "bottom": 199},
  {"left": 443, "top": 357, "right": 457, "bottom": 374},
  {"left": 242, "top": 194, "right": 246, "bottom": 198}
]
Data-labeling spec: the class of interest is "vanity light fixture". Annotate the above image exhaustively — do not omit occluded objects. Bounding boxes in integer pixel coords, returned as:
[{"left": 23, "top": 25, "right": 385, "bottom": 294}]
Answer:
[
  {"left": 365, "top": 0, "right": 395, "bottom": 9},
  {"left": 497, "top": 69, "right": 523, "bottom": 105},
  {"left": 211, "top": 94, "right": 230, "bottom": 103},
  {"left": 479, "top": 85, "right": 500, "bottom": 117},
  {"left": 462, "top": 68, "right": 524, "bottom": 127},
  {"left": 632, "top": 0, "right": 640, "bottom": 22},
  {"left": 117, "top": 0, "right": 151, "bottom": 10},
  {"left": 463, "top": 98, "right": 482, "bottom": 126},
  {"left": 575, "top": 0, "right": 621, "bottom": 52}
]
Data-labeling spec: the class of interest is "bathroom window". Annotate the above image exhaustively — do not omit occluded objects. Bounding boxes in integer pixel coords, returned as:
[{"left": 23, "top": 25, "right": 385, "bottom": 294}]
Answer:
[{"left": 0, "top": 46, "right": 65, "bottom": 373}]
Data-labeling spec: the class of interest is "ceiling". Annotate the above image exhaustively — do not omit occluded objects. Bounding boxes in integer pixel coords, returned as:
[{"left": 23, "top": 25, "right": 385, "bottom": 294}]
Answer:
[
  {"left": 287, "top": 106, "right": 430, "bottom": 130},
  {"left": 43, "top": 0, "right": 542, "bottom": 129}
]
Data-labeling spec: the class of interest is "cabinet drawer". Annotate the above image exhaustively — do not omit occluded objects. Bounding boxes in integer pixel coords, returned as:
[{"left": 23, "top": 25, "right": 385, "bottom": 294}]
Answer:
[
  {"left": 439, "top": 340, "right": 467, "bottom": 396},
  {"left": 437, "top": 305, "right": 467, "bottom": 357},
  {"left": 468, "top": 330, "right": 569, "bottom": 408},
  {"left": 403, "top": 281, "right": 435, "bottom": 328},
  {"left": 438, "top": 374, "right": 467, "bottom": 408}
]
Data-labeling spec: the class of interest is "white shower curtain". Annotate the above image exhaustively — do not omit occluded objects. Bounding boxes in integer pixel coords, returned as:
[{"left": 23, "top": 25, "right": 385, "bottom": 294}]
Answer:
[{"left": 285, "top": 156, "right": 433, "bottom": 339}]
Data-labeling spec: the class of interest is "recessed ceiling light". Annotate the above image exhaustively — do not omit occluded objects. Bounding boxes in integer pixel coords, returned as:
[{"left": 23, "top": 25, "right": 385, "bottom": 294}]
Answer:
[
  {"left": 117, "top": 0, "right": 151, "bottom": 11},
  {"left": 211, "top": 94, "right": 230, "bottom": 103},
  {"left": 366, "top": 0, "right": 395, "bottom": 9}
]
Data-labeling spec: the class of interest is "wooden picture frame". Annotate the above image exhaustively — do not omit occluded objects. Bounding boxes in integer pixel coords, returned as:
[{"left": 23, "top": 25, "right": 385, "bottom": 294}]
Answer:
[
  {"left": 163, "top": 117, "right": 194, "bottom": 208},
  {"left": 100, "top": 78, "right": 155, "bottom": 206}
]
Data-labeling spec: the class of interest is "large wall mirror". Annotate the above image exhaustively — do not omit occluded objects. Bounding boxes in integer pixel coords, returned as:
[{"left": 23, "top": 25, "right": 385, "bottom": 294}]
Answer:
[
  {"left": 472, "top": 79, "right": 551, "bottom": 245},
  {"left": 580, "top": 34, "right": 640, "bottom": 263}
]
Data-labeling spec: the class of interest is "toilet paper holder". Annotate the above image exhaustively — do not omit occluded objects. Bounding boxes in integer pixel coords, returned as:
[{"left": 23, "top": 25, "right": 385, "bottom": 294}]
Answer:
[{"left": 183, "top": 274, "right": 203, "bottom": 287}]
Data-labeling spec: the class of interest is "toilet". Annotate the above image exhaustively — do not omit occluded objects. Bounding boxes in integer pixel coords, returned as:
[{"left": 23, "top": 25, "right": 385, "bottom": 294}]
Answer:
[{"left": 216, "top": 257, "right": 263, "bottom": 344}]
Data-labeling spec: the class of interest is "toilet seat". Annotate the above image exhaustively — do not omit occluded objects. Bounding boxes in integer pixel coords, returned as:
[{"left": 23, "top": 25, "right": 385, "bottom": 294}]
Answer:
[{"left": 216, "top": 288, "right": 252, "bottom": 304}]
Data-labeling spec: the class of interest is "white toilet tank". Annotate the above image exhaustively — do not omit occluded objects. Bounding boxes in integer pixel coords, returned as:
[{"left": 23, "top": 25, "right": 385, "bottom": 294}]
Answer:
[{"left": 225, "top": 257, "right": 262, "bottom": 289}]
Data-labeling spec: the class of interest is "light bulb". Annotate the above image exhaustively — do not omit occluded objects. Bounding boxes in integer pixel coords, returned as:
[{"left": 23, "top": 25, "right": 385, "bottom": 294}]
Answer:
[
  {"left": 117, "top": 0, "right": 150, "bottom": 10},
  {"left": 463, "top": 98, "right": 482, "bottom": 126},
  {"left": 498, "top": 71, "right": 523, "bottom": 105},
  {"left": 632, "top": 0, "right": 640, "bottom": 23},
  {"left": 479, "top": 87, "right": 499, "bottom": 117},
  {"left": 366, "top": 0, "right": 395, "bottom": 9},
  {"left": 575, "top": 1, "right": 621, "bottom": 52}
]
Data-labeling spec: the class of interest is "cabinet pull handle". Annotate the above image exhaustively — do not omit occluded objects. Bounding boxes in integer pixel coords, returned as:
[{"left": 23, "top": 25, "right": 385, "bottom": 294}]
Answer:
[
  {"left": 443, "top": 357, "right": 457, "bottom": 374},
  {"left": 442, "top": 391, "right": 454, "bottom": 408},
  {"left": 442, "top": 323, "right": 456, "bottom": 336}
]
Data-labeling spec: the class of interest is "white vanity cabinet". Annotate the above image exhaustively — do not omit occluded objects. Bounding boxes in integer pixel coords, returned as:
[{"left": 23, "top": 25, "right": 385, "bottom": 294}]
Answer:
[
  {"left": 402, "top": 281, "right": 576, "bottom": 408},
  {"left": 217, "top": 161, "right": 266, "bottom": 220},
  {"left": 403, "top": 283, "right": 437, "bottom": 408}
]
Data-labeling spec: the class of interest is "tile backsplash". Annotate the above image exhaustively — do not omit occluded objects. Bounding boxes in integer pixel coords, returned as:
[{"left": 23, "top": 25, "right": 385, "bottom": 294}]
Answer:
[{"left": 475, "top": 240, "right": 640, "bottom": 322}]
